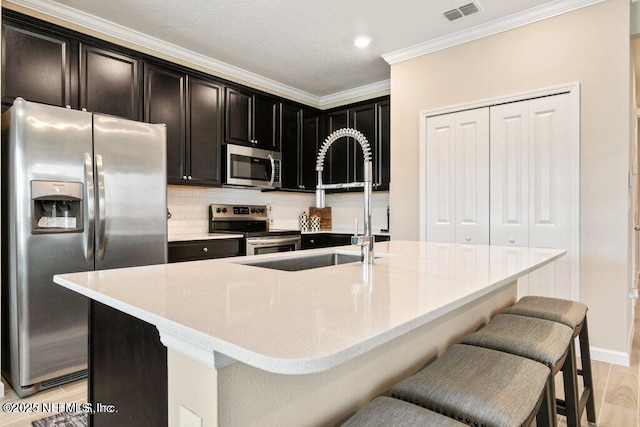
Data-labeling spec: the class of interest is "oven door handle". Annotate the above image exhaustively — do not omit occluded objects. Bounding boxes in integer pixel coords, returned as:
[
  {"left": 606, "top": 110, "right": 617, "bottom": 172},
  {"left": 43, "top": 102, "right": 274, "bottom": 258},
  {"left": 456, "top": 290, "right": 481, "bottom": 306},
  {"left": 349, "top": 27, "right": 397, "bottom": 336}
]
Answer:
[{"left": 247, "top": 236, "right": 301, "bottom": 246}]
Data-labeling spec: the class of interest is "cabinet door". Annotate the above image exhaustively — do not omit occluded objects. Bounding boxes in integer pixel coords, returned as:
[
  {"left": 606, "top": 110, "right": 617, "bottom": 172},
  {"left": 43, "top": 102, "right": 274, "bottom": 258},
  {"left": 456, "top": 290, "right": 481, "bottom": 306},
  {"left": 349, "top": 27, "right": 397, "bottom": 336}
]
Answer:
[
  {"left": 376, "top": 100, "right": 391, "bottom": 191},
  {"left": 225, "top": 87, "right": 252, "bottom": 146},
  {"left": 490, "top": 101, "right": 529, "bottom": 247},
  {"left": 2, "top": 22, "right": 75, "bottom": 109},
  {"left": 80, "top": 44, "right": 140, "bottom": 120},
  {"left": 325, "top": 110, "right": 349, "bottom": 184},
  {"left": 351, "top": 103, "right": 376, "bottom": 184},
  {"left": 301, "top": 109, "right": 321, "bottom": 190},
  {"left": 187, "top": 77, "right": 223, "bottom": 186},
  {"left": 144, "top": 64, "right": 185, "bottom": 184},
  {"left": 253, "top": 95, "right": 279, "bottom": 151},
  {"left": 425, "top": 113, "right": 456, "bottom": 243},
  {"left": 280, "top": 103, "right": 301, "bottom": 189},
  {"left": 454, "top": 108, "right": 489, "bottom": 244}
]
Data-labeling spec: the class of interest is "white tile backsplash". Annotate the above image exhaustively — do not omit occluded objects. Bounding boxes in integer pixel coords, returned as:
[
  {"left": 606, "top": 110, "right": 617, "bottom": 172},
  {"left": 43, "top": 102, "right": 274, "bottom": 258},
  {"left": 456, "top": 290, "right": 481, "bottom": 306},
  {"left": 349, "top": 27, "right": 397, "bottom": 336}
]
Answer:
[{"left": 167, "top": 186, "right": 390, "bottom": 235}]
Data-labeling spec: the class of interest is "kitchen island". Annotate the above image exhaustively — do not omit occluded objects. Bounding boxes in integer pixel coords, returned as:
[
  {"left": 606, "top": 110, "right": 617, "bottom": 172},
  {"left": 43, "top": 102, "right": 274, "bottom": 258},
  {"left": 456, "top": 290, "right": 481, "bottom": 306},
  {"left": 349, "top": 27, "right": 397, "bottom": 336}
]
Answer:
[{"left": 54, "top": 241, "right": 565, "bottom": 426}]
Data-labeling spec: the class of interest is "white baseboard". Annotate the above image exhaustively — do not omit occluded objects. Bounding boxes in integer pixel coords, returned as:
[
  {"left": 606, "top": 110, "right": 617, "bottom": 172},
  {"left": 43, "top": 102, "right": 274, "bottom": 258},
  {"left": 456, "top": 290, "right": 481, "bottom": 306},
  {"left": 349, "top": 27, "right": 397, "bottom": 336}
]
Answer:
[{"left": 588, "top": 346, "right": 630, "bottom": 366}]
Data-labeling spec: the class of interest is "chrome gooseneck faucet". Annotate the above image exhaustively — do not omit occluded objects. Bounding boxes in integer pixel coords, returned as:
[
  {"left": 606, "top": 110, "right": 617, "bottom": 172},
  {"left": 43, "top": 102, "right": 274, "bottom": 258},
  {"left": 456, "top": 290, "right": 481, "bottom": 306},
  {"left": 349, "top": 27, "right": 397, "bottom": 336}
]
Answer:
[{"left": 315, "top": 128, "right": 374, "bottom": 264}]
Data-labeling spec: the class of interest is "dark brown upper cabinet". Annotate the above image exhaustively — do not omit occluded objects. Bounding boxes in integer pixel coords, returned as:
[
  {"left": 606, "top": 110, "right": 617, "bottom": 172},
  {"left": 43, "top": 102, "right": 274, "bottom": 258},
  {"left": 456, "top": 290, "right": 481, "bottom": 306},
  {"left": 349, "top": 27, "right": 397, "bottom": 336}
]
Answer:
[
  {"left": 300, "top": 109, "right": 322, "bottom": 190},
  {"left": 350, "top": 103, "right": 376, "bottom": 184},
  {"left": 375, "top": 99, "right": 391, "bottom": 191},
  {"left": 280, "top": 104, "right": 322, "bottom": 191},
  {"left": 280, "top": 103, "right": 301, "bottom": 189},
  {"left": 186, "top": 77, "right": 223, "bottom": 186},
  {"left": 325, "top": 109, "right": 350, "bottom": 185},
  {"left": 144, "top": 63, "right": 223, "bottom": 186},
  {"left": 225, "top": 87, "right": 279, "bottom": 151},
  {"left": 322, "top": 98, "right": 390, "bottom": 192},
  {"left": 80, "top": 44, "right": 141, "bottom": 120},
  {"left": 2, "top": 20, "right": 77, "bottom": 110},
  {"left": 144, "top": 64, "right": 186, "bottom": 184}
]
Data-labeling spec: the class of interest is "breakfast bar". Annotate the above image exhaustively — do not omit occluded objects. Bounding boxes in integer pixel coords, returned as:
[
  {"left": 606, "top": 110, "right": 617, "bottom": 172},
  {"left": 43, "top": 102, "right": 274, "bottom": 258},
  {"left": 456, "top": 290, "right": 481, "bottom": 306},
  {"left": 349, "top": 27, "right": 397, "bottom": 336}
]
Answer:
[{"left": 53, "top": 241, "right": 565, "bottom": 426}]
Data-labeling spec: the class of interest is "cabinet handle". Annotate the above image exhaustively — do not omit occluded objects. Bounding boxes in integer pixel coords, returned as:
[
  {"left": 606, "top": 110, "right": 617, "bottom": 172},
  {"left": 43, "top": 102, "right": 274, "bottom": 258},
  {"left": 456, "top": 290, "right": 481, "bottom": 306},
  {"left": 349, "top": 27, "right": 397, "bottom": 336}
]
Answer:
[
  {"left": 509, "top": 237, "right": 515, "bottom": 243},
  {"left": 465, "top": 236, "right": 471, "bottom": 242},
  {"left": 187, "top": 176, "right": 192, "bottom": 180},
  {"left": 310, "top": 239, "right": 315, "bottom": 243},
  {"left": 182, "top": 175, "right": 187, "bottom": 180},
  {"left": 202, "top": 247, "right": 208, "bottom": 253}
]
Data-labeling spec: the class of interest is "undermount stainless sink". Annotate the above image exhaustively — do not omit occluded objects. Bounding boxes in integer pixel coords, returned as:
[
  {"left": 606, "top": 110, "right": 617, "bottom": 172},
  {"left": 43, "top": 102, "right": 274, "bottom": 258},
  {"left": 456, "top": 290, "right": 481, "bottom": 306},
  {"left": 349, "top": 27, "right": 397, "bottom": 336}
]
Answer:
[{"left": 236, "top": 252, "right": 365, "bottom": 272}]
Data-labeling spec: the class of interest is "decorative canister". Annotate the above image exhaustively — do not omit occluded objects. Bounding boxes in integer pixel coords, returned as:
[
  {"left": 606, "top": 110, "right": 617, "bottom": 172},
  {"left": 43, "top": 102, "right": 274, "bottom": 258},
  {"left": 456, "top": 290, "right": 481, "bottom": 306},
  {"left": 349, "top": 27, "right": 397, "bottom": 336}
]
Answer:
[
  {"left": 310, "top": 215, "right": 321, "bottom": 232},
  {"left": 298, "top": 211, "right": 309, "bottom": 231}
]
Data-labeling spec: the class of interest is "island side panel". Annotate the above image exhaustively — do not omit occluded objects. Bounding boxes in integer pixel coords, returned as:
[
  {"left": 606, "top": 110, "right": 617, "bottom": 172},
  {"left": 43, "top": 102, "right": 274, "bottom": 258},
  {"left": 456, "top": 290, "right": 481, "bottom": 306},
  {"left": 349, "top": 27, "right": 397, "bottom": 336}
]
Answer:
[
  {"left": 164, "top": 282, "right": 514, "bottom": 426},
  {"left": 89, "top": 300, "right": 168, "bottom": 426}
]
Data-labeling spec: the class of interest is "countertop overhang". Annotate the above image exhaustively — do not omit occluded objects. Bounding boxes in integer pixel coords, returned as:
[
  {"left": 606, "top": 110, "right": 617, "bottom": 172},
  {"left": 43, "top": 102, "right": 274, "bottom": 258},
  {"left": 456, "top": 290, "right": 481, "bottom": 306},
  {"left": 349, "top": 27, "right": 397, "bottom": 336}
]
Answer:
[{"left": 54, "top": 241, "right": 564, "bottom": 374}]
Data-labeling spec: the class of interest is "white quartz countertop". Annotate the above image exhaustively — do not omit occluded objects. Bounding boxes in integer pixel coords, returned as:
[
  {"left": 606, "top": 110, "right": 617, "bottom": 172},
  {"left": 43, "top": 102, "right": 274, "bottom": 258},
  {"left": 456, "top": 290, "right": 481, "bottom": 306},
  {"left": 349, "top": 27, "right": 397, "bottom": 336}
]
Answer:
[
  {"left": 168, "top": 233, "right": 245, "bottom": 242},
  {"left": 54, "top": 241, "right": 564, "bottom": 374}
]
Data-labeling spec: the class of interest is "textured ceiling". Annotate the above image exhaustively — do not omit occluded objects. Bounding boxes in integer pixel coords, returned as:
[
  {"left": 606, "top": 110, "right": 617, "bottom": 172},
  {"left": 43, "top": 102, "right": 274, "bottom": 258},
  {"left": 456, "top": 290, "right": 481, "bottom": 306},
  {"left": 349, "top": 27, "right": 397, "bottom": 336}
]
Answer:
[{"left": 24, "top": 0, "right": 560, "bottom": 98}]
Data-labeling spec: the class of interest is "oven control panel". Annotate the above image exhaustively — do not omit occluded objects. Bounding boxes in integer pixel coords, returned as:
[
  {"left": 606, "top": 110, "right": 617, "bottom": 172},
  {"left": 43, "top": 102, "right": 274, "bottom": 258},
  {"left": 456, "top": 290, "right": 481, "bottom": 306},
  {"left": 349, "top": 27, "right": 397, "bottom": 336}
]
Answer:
[{"left": 210, "top": 204, "right": 269, "bottom": 220}]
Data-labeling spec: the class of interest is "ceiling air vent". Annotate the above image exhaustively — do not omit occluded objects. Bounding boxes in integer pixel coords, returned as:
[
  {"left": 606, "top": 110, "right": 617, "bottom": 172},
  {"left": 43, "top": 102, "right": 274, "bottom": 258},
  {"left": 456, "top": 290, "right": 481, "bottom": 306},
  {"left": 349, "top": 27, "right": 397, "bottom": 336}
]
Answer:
[
  {"left": 444, "top": 8, "right": 463, "bottom": 21},
  {"left": 459, "top": 2, "right": 479, "bottom": 16},
  {"left": 443, "top": 1, "right": 481, "bottom": 21}
]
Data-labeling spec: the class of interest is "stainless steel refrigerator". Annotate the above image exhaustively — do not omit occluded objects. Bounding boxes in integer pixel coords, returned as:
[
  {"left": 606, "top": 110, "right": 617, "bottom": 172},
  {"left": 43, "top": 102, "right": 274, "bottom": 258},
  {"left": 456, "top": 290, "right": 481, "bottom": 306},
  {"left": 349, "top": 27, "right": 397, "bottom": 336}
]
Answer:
[{"left": 1, "top": 98, "right": 167, "bottom": 397}]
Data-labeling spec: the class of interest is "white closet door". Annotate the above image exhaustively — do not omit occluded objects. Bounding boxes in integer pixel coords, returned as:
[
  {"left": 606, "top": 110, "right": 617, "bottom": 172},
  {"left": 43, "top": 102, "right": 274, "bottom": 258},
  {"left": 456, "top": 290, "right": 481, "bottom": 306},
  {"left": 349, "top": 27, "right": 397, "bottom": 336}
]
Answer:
[
  {"left": 527, "top": 94, "right": 572, "bottom": 298},
  {"left": 455, "top": 108, "right": 489, "bottom": 244},
  {"left": 490, "top": 101, "right": 529, "bottom": 247},
  {"left": 426, "top": 113, "right": 456, "bottom": 243}
]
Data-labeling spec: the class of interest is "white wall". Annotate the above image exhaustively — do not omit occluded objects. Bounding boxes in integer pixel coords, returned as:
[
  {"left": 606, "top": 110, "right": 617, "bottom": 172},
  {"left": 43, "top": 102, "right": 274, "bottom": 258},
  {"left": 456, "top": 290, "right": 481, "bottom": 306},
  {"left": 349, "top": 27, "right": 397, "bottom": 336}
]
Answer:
[
  {"left": 167, "top": 186, "right": 389, "bottom": 235},
  {"left": 389, "top": 0, "right": 632, "bottom": 359}
]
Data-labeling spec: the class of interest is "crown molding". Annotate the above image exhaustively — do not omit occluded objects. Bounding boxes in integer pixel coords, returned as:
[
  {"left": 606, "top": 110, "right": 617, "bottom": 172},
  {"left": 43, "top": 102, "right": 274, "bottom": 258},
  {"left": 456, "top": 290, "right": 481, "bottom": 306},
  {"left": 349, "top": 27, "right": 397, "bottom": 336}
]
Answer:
[
  {"left": 317, "top": 80, "right": 390, "bottom": 108},
  {"left": 5, "top": 0, "right": 390, "bottom": 108},
  {"left": 382, "top": 0, "right": 606, "bottom": 65}
]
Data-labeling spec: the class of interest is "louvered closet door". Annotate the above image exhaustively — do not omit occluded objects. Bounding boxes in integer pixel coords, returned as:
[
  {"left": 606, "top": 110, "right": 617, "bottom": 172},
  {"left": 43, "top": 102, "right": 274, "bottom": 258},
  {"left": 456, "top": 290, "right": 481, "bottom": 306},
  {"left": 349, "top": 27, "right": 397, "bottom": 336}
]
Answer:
[
  {"left": 426, "top": 113, "right": 456, "bottom": 242},
  {"left": 455, "top": 108, "right": 489, "bottom": 244},
  {"left": 526, "top": 94, "right": 572, "bottom": 298}
]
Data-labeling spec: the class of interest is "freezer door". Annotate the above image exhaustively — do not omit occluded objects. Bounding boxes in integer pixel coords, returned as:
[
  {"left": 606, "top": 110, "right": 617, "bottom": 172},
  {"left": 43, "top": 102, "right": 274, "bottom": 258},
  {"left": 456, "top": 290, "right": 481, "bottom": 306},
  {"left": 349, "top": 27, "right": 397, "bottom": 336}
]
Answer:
[
  {"left": 3, "top": 99, "right": 93, "bottom": 390},
  {"left": 92, "top": 114, "right": 167, "bottom": 270}
]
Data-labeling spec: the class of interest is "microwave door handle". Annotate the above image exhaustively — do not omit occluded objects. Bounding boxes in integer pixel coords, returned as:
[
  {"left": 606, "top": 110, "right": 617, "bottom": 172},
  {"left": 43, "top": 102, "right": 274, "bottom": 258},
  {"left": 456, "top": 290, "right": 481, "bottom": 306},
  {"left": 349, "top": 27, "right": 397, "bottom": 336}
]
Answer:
[
  {"left": 84, "top": 153, "right": 95, "bottom": 261},
  {"left": 268, "top": 154, "right": 275, "bottom": 187}
]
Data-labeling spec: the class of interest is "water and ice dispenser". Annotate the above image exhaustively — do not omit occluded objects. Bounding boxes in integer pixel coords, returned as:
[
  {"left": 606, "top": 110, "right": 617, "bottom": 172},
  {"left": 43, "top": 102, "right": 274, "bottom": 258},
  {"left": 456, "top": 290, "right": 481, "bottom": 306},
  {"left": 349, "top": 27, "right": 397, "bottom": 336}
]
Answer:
[{"left": 31, "top": 180, "right": 83, "bottom": 233}]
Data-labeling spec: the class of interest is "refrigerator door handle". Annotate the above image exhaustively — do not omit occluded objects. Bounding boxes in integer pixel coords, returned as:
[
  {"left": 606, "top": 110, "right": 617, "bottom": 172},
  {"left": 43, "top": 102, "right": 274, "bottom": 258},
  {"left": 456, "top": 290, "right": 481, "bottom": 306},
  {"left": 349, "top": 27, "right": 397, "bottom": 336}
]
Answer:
[
  {"left": 95, "top": 154, "right": 107, "bottom": 260},
  {"left": 84, "top": 153, "right": 95, "bottom": 261}
]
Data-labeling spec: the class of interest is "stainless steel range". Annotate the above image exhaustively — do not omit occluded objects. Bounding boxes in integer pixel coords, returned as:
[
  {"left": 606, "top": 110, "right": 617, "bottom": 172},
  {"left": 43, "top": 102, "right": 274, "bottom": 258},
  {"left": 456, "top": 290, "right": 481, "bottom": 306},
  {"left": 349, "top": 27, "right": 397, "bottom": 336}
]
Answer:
[{"left": 209, "top": 204, "right": 301, "bottom": 255}]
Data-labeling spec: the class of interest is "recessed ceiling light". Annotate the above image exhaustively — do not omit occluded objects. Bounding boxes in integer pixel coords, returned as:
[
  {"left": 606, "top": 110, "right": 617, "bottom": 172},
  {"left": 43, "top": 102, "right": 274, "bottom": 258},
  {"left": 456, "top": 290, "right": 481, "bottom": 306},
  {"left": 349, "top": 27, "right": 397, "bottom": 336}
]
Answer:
[{"left": 354, "top": 36, "right": 371, "bottom": 48}]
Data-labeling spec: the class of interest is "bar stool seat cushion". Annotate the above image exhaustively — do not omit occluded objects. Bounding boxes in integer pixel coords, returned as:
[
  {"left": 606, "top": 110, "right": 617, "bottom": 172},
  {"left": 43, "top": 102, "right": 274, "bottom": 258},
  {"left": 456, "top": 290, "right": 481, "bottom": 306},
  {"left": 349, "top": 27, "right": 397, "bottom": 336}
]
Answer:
[
  {"left": 461, "top": 313, "right": 573, "bottom": 368},
  {"left": 391, "top": 344, "right": 549, "bottom": 427},
  {"left": 502, "top": 296, "right": 587, "bottom": 329},
  {"left": 342, "top": 396, "right": 465, "bottom": 426}
]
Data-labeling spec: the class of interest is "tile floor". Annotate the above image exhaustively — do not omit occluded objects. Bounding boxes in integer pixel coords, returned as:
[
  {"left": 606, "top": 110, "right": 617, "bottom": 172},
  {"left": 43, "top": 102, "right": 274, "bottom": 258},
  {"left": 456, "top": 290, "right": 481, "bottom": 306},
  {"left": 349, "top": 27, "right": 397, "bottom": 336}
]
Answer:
[
  {"left": 0, "top": 304, "right": 638, "bottom": 426},
  {"left": 0, "top": 378, "right": 87, "bottom": 426}
]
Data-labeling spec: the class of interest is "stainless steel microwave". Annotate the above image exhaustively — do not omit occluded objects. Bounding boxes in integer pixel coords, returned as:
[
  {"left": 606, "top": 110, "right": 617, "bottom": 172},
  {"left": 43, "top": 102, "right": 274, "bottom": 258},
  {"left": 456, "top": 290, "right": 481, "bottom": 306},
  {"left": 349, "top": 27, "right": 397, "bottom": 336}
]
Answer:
[{"left": 224, "top": 144, "right": 282, "bottom": 189}]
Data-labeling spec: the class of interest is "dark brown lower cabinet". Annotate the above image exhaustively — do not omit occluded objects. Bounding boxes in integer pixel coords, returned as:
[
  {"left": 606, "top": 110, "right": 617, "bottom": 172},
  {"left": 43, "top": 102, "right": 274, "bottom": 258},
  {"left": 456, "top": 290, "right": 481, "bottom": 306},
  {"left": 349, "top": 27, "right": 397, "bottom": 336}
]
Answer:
[{"left": 90, "top": 301, "right": 167, "bottom": 427}]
